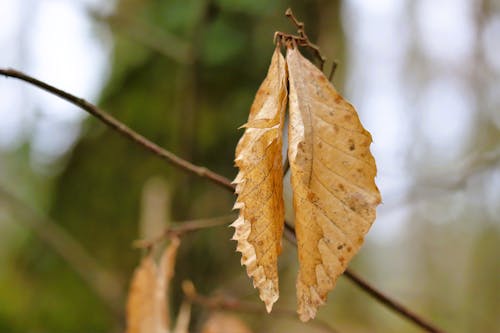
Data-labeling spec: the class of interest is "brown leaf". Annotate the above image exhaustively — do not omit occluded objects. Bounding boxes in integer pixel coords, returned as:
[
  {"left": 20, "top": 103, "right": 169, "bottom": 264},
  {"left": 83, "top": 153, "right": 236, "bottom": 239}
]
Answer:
[
  {"left": 286, "top": 46, "right": 381, "bottom": 321},
  {"left": 126, "top": 238, "right": 181, "bottom": 333},
  {"left": 231, "top": 46, "right": 287, "bottom": 312}
]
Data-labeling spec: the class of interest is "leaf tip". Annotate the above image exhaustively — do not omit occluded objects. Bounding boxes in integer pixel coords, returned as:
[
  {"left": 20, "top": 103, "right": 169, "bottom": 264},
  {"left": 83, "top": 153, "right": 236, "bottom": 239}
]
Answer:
[{"left": 260, "top": 279, "right": 279, "bottom": 313}]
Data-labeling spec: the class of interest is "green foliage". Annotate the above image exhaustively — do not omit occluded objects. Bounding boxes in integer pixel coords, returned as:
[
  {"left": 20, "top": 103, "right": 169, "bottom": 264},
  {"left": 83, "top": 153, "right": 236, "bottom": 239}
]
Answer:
[
  {"left": 201, "top": 16, "right": 246, "bottom": 66},
  {"left": 155, "top": 0, "right": 206, "bottom": 34},
  {"left": 215, "top": 0, "right": 279, "bottom": 15}
]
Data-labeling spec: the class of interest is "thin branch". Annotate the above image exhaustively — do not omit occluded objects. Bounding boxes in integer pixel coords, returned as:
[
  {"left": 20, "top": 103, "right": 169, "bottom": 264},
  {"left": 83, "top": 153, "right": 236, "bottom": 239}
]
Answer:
[
  {"left": 0, "top": 68, "right": 234, "bottom": 192},
  {"left": 284, "top": 8, "right": 326, "bottom": 69},
  {"left": 134, "top": 214, "right": 236, "bottom": 249},
  {"left": 182, "top": 281, "right": 339, "bottom": 333},
  {"left": 343, "top": 270, "right": 445, "bottom": 333},
  {"left": 0, "top": 185, "right": 124, "bottom": 317},
  {"left": 0, "top": 68, "right": 447, "bottom": 333},
  {"left": 282, "top": 224, "right": 444, "bottom": 333},
  {"left": 328, "top": 61, "right": 338, "bottom": 82}
]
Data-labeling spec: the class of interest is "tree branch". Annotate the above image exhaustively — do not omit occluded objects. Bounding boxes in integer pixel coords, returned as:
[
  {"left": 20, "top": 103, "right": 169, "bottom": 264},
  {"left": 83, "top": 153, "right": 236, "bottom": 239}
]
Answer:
[
  {"left": 343, "top": 270, "right": 444, "bottom": 333},
  {"left": 133, "top": 214, "right": 236, "bottom": 249},
  {"left": 282, "top": 223, "right": 444, "bottom": 333},
  {"left": 286, "top": 8, "right": 325, "bottom": 66},
  {"left": 0, "top": 68, "right": 233, "bottom": 192},
  {"left": 0, "top": 68, "right": 446, "bottom": 333},
  {"left": 182, "top": 281, "right": 339, "bottom": 333}
]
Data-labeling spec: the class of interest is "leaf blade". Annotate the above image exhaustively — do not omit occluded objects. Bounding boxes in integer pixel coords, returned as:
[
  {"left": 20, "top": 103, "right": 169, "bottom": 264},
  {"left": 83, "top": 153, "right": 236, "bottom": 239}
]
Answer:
[
  {"left": 232, "top": 46, "right": 287, "bottom": 312},
  {"left": 286, "top": 46, "right": 381, "bottom": 321}
]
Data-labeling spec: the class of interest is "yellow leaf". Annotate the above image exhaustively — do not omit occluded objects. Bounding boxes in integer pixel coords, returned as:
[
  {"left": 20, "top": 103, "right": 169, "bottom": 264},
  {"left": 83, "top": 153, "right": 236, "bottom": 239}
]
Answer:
[
  {"left": 286, "top": 46, "right": 381, "bottom": 321},
  {"left": 231, "top": 46, "right": 287, "bottom": 312},
  {"left": 126, "top": 238, "right": 181, "bottom": 333}
]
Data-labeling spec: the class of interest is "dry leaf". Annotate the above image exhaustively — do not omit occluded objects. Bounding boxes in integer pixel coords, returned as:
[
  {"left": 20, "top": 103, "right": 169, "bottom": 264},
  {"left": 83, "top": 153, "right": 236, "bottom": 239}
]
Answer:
[
  {"left": 231, "top": 46, "right": 287, "bottom": 312},
  {"left": 126, "top": 238, "right": 181, "bottom": 333},
  {"left": 201, "top": 312, "right": 253, "bottom": 333},
  {"left": 286, "top": 46, "right": 381, "bottom": 321},
  {"left": 126, "top": 255, "right": 168, "bottom": 333},
  {"left": 232, "top": 44, "right": 380, "bottom": 320}
]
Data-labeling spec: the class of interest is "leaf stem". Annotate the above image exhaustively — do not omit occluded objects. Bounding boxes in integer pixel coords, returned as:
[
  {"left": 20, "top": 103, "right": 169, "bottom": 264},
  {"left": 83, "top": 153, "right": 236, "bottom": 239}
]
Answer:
[{"left": 281, "top": 8, "right": 326, "bottom": 69}]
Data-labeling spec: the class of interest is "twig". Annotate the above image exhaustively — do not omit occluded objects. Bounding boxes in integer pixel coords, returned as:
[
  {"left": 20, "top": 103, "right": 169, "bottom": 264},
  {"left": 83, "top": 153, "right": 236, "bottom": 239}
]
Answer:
[
  {"left": 343, "top": 270, "right": 445, "bottom": 333},
  {"left": 182, "top": 281, "right": 339, "bottom": 333},
  {"left": 0, "top": 68, "right": 234, "bottom": 192},
  {"left": 0, "top": 68, "right": 447, "bottom": 333},
  {"left": 282, "top": 8, "right": 326, "bottom": 69},
  {"left": 328, "top": 61, "right": 338, "bottom": 82},
  {"left": 0, "top": 185, "right": 124, "bottom": 317},
  {"left": 134, "top": 214, "right": 236, "bottom": 249},
  {"left": 283, "top": 224, "right": 445, "bottom": 333}
]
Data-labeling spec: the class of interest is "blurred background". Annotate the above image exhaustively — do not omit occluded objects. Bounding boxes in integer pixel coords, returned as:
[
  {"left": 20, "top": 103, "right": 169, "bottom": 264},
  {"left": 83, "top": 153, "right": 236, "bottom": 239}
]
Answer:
[{"left": 0, "top": 0, "right": 499, "bottom": 332}]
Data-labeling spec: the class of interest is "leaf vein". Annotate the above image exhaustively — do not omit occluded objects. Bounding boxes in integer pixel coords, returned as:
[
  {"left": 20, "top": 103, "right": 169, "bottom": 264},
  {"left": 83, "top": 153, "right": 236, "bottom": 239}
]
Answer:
[
  {"left": 310, "top": 109, "right": 366, "bottom": 135},
  {"left": 313, "top": 151, "right": 378, "bottom": 202},
  {"left": 316, "top": 134, "right": 374, "bottom": 168},
  {"left": 311, "top": 170, "right": 370, "bottom": 225}
]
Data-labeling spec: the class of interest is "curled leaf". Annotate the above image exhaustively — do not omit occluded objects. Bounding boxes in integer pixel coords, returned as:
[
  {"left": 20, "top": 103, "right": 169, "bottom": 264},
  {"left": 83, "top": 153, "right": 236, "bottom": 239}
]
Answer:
[
  {"left": 286, "top": 46, "right": 381, "bottom": 321},
  {"left": 231, "top": 46, "right": 287, "bottom": 312}
]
